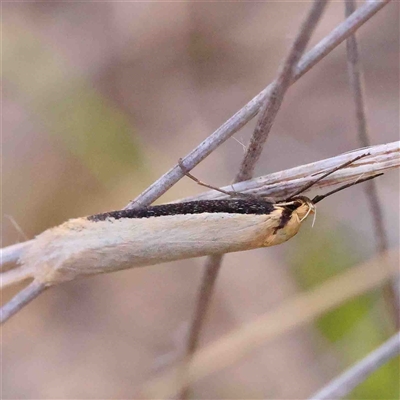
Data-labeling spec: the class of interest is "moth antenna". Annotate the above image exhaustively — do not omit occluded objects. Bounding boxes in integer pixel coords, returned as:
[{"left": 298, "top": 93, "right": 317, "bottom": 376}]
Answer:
[
  {"left": 312, "top": 173, "right": 383, "bottom": 204},
  {"left": 285, "top": 153, "right": 369, "bottom": 201}
]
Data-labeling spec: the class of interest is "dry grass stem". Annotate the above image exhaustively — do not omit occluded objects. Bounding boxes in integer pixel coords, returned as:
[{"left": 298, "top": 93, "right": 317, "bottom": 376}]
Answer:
[
  {"left": 0, "top": 0, "right": 393, "bottom": 353},
  {"left": 175, "top": 258, "right": 221, "bottom": 398},
  {"left": 125, "top": 0, "right": 390, "bottom": 210},
  {"left": 2, "top": 142, "right": 397, "bottom": 324},
  {"left": 0, "top": 281, "right": 47, "bottom": 324},
  {"left": 1, "top": 141, "right": 399, "bottom": 272},
  {"left": 140, "top": 249, "right": 399, "bottom": 399},
  {"left": 2, "top": 2, "right": 396, "bottom": 397},
  {"left": 345, "top": 0, "right": 399, "bottom": 329},
  {"left": 182, "top": 141, "right": 399, "bottom": 202},
  {"left": 309, "top": 332, "right": 400, "bottom": 399},
  {"left": 1, "top": 241, "right": 33, "bottom": 269},
  {"left": 1, "top": 266, "right": 33, "bottom": 289},
  {"left": 236, "top": 0, "right": 329, "bottom": 182},
  {"left": 181, "top": 2, "right": 329, "bottom": 397},
  {"left": 182, "top": 255, "right": 223, "bottom": 359}
]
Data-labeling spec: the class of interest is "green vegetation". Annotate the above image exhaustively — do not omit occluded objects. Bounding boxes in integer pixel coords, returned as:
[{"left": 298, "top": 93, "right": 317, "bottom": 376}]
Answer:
[{"left": 289, "top": 220, "right": 399, "bottom": 399}]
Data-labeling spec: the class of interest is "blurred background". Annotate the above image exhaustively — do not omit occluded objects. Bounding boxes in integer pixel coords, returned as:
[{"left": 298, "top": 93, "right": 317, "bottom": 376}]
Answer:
[{"left": 2, "top": 2, "right": 399, "bottom": 399}]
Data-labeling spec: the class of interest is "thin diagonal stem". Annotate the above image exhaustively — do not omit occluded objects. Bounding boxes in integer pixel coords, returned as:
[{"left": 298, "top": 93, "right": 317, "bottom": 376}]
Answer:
[
  {"left": 0, "top": 0, "right": 392, "bottom": 331},
  {"left": 345, "top": 0, "right": 399, "bottom": 329},
  {"left": 1, "top": 142, "right": 398, "bottom": 272},
  {"left": 140, "top": 250, "right": 398, "bottom": 398},
  {"left": 2, "top": 0, "right": 390, "bottom": 267},
  {"left": 125, "top": 0, "right": 390, "bottom": 211},
  {"left": 236, "top": 0, "right": 329, "bottom": 182},
  {"left": 183, "top": 255, "right": 222, "bottom": 359},
  {"left": 0, "top": 240, "right": 32, "bottom": 269},
  {"left": 182, "top": 141, "right": 399, "bottom": 202},
  {"left": 0, "top": 142, "right": 398, "bottom": 323},
  {"left": 181, "top": 1, "right": 330, "bottom": 398},
  {"left": 1, "top": 281, "right": 47, "bottom": 324},
  {"left": 309, "top": 332, "right": 400, "bottom": 400}
]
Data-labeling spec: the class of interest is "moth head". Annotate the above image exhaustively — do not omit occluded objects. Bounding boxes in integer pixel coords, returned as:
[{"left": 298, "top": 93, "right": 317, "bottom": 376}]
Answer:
[{"left": 287, "top": 196, "right": 315, "bottom": 223}]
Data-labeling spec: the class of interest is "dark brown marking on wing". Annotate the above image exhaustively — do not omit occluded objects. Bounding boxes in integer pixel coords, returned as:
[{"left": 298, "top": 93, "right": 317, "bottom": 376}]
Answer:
[
  {"left": 272, "top": 198, "right": 306, "bottom": 234},
  {"left": 87, "top": 199, "right": 276, "bottom": 222}
]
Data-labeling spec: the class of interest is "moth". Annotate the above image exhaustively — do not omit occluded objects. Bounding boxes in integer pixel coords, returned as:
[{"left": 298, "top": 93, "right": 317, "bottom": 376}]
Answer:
[{"left": 4, "top": 154, "right": 380, "bottom": 291}]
